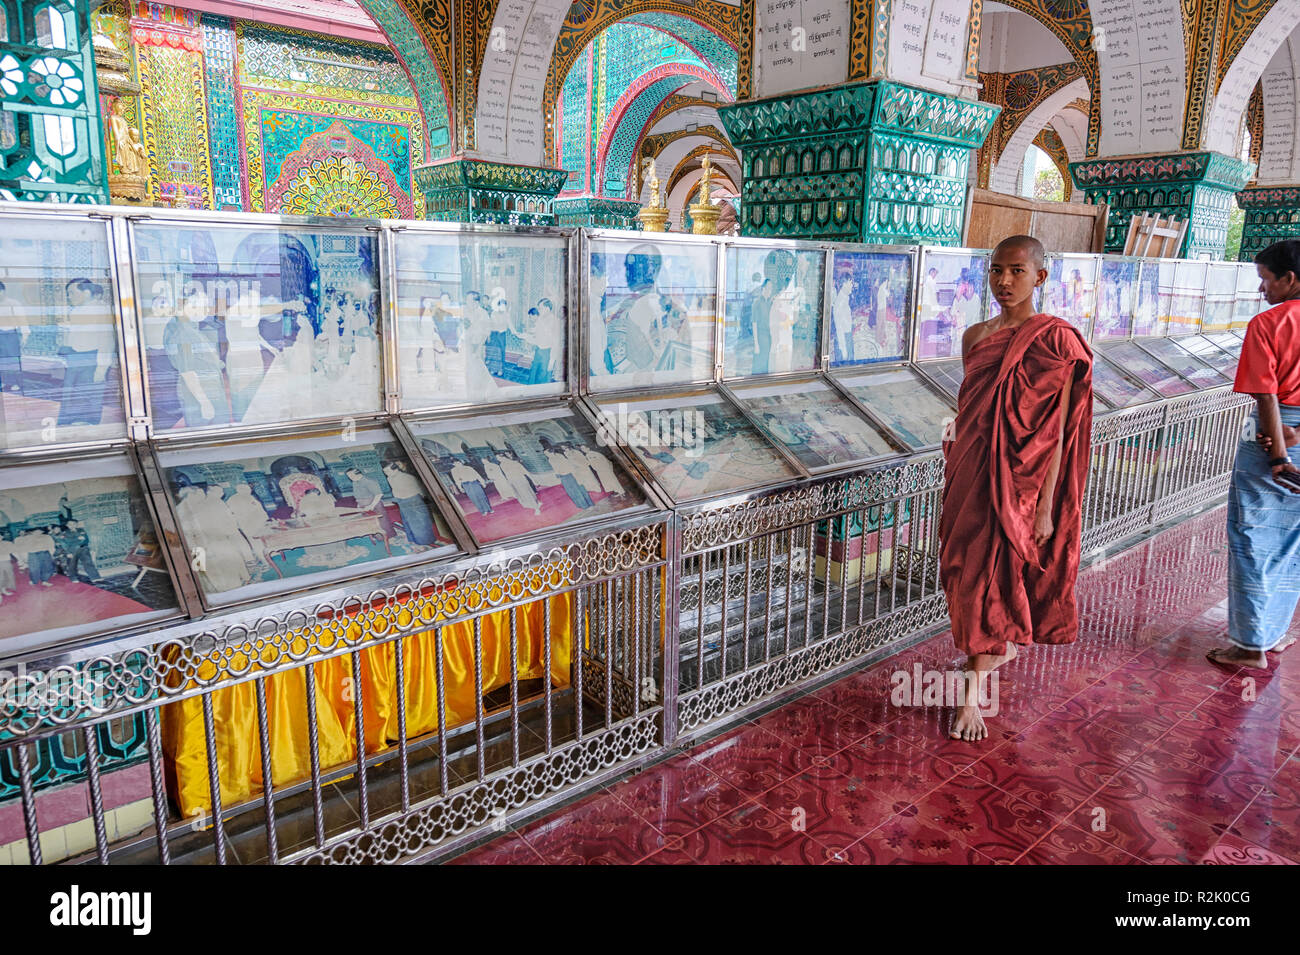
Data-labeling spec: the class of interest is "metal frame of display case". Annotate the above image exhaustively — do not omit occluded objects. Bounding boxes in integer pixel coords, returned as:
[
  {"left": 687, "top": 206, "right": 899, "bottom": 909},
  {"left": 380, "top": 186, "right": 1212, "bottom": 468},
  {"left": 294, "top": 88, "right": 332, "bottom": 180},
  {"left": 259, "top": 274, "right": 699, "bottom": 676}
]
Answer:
[{"left": 0, "top": 201, "right": 1260, "bottom": 867}]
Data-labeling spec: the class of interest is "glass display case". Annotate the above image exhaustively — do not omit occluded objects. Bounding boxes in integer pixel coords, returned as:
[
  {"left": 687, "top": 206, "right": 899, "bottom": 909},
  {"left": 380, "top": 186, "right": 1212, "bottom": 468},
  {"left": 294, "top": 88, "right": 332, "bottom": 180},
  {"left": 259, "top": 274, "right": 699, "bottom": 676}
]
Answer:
[
  {"left": 587, "top": 233, "right": 717, "bottom": 390},
  {"left": 408, "top": 405, "right": 646, "bottom": 544},
  {"left": 1094, "top": 257, "right": 1139, "bottom": 341},
  {"left": 0, "top": 453, "right": 180, "bottom": 651},
  {"left": 828, "top": 248, "right": 913, "bottom": 367},
  {"left": 1201, "top": 263, "right": 1237, "bottom": 333},
  {"left": 832, "top": 365, "right": 954, "bottom": 450},
  {"left": 913, "top": 248, "right": 987, "bottom": 361},
  {"left": 1233, "top": 263, "right": 1263, "bottom": 331},
  {"left": 1137, "top": 336, "right": 1232, "bottom": 389},
  {"left": 1166, "top": 260, "right": 1207, "bottom": 335},
  {"left": 1097, "top": 340, "right": 1196, "bottom": 397},
  {"left": 1043, "top": 253, "right": 1098, "bottom": 337},
  {"left": 1091, "top": 352, "right": 1161, "bottom": 408},
  {"left": 156, "top": 424, "right": 458, "bottom": 605},
  {"left": 1132, "top": 259, "right": 1168, "bottom": 338},
  {"left": 392, "top": 229, "right": 569, "bottom": 410},
  {"left": 723, "top": 243, "right": 823, "bottom": 377},
  {"left": 1173, "top": 334, "right": 1240, "bottom": 378},
  {"left": 0, "top": 215, "right": 127, "bottom": 450},
  {"left": 917, "top": 357, "right": 965, "bottom": 400},
  {"left": 727, "top": 378, "right": 898, "bottom": 470},
  {"left": 592, "top": 390, "right": 796, "bottom": 503},
  {"left": 132, "top": 221, "right": 383, "bottom": 434}
]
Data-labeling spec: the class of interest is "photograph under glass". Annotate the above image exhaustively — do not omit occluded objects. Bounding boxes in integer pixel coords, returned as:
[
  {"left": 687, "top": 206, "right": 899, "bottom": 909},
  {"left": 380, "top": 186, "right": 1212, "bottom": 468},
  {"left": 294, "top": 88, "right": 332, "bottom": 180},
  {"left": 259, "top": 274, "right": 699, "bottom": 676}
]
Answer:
[
  {"left": 589, "top": 237, "right": 716, "bottom": 390},
  {"left": 594, "top": 392, "right": 795, "bottom": 501},
  {"left": 913, "top": 250, "right": 987, "bottom": 361},
  {"left": 1132, "top": 260, "right": 1168, "bottom": 338},
  {"left": 411, "top": 407, "right": 642, "bottom": 543},
  {"left": 1043, "top": 255, "right": 1097, "bottom": 337},
  {"left": 828, "top": 249, "right": 912, "bottom": 366},
  {"left": 1201, "top": 264, "right": 1237, "bottom": 333},
  {"left": 1167, "top": 260, "right": 1207, "bottom": 334},
  {"left": 1091, "top": 354, "right": 1157, "bottom": 409},
  {"left": 0, "top": 217, "right": 126, "bottom": 450},
  {"left": 1094, "top": 258, "right": 1139, "bottom": 341},
  {"left": 729, "top": 380, "right": 896, "bottom": 469},
  {"left": 159, "top": 427, "right": 455, "bottom": 603},
  {"left": 835, "top": 366, "right": 954, "bottom": 450},
  {"left": 394, "top": 231, "right": 567, "bottom": 408},
  {"left": 134, "top": 224, "right": 382, "bottom": 433},
  {"left": 1139, "top": 337, "right": 1230, "bottom": 389},
  {"left": 724, "top": 245, "right": 823, "bottom": 377},
  {"left": 1101, "top": 341, "right": 1195, "bottom": 397},
  {"left": 0, "top": 456, "right": 178, "bottom": 650}
]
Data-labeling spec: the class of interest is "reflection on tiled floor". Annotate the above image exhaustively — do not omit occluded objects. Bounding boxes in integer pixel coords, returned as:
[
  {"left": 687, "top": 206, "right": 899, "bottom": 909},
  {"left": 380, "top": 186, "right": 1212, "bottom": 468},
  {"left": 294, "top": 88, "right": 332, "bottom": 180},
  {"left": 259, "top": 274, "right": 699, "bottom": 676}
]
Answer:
[{"left": 446, "top": 507, "right": 1300, "bottom": 865}]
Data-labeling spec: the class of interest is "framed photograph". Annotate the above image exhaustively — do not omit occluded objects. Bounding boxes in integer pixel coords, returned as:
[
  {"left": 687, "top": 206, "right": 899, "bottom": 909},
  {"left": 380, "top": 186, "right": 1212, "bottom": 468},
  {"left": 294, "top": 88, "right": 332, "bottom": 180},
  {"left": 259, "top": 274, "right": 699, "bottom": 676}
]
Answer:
[
  {"left": 410, "top": 407, "right": 643, "bottom": 544},
  {"left": 1094, "top": 258, "right": 1139, "bottom": 341},
  {"left": 729, "top": 379, "right": 896, "bottom": 470},
  {"left": 834, "top": 366, "right": 955, "bottom": 451},
  {"left": 1098, "top": 341, "right": 1195, "bottom": 397},
  {"left": 157, "top": 426, "right": 457, "bottom": 605},
  {"left": 915, "top": 358, "right": 964, "bottom": 401},
  {"left": 913, "top": 249, "right": 987, "bottom": 361},
  {"left": 1233, "top": 263, "right": 1263, "bottom": 330},
  {"left": 593, "top": 391, "right": 795, "bottom": 502},
  {"left": 828, "top": 249, "right": 912, "bottom": 367},
  {"left": 0, "top": 216, "right": 127, "bottom": 450},
  {"left": 1042, "top": 254, "right": 1098, "bottom": 337},
  {"left": 132, "top": 223, "right": 382, "bottom": 433},
  {"left": 0, "top": 455, "right": 178, "bottom": 650},
  {"left": 1138, "top": 338, "right": 1230, "bottom": 389},
  {"left": 1167, "top": 260, "right": 1207, "bottom": 334},
  {"left": 394, "top": 231, "right": 568, "bottom": 409},
  {"left": 1091, "top": 353, "right": 1158, "bottom": 409},
  {"left": 1132, "top": 260, "right": 1169, "bottom": 338},
  {"left": 588, "top": 236, "right": 717, "bottom": 390},
  {"left": 724, "top": 244, "right": 823, "bottom": 377},
  {"left": 1176, "top": 336, "right": 1239, "bottom": 378},
  {"left": 1193, "top": 263, "right": 1232, "bottom": 335}
]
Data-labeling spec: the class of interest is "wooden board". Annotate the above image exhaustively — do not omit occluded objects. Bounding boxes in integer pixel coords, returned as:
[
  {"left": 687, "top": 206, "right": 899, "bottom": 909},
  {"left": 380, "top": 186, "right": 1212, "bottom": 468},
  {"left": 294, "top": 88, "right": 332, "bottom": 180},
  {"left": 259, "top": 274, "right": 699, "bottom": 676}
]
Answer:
[{"left": 964, "top": 188, "right": 1107, "bottom": 253}]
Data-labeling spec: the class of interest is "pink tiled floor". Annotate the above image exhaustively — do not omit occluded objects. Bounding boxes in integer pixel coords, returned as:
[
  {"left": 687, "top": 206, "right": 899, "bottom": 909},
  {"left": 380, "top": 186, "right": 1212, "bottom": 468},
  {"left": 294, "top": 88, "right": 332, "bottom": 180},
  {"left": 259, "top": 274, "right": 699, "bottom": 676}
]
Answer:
[{"left": 447, "top": 506, "right": 1300, "bottom": 865}]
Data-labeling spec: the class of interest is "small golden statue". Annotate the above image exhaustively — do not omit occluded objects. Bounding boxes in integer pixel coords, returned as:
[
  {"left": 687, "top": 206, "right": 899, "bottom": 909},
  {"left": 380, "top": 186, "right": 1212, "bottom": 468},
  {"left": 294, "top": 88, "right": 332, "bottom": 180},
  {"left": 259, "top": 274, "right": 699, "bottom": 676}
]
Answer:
[
  {"left": 689, "top": 152, "right": 721, "bottom": 235},
  {"left": 636, "top": 156, "right": 669, "bottom": 232},
  {"left": 108, "top": 98, "right": 148, "bottom": 202}
]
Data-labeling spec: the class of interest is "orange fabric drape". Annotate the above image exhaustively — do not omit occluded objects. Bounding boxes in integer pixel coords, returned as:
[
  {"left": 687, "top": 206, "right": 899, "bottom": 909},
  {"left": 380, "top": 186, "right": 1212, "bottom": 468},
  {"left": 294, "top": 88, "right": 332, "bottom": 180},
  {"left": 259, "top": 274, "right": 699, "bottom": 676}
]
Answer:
[{"left": 162, "top": 583, "right": 574, "bottom": 818}]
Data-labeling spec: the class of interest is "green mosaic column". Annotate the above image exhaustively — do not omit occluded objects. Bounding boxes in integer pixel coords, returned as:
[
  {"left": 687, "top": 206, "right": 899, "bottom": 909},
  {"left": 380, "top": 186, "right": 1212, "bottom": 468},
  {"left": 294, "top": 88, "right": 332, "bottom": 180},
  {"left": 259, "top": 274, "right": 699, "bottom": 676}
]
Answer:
[
  {"left": 718, "top": 80, "right": 999, "bottom": 245},
  {"left": 0, "top": 0, "right": 109, "bottom": 202},
  {"left": 553, "top": 196, "right": 642, "bottom": 229},
  {"left": 1069, "top": 153, "right": 1255, "bottom": 259},
  {"left": 414, "top": 159, "right": 568, "bottom": 225},
  {"left": 1236, "top": 185, "right": 1300, "bottom": 262}
]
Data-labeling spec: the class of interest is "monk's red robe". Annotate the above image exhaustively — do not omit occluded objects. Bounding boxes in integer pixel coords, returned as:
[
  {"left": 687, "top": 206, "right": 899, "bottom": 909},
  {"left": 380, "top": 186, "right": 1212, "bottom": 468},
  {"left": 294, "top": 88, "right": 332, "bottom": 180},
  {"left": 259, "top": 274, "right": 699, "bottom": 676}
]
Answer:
[{"left": 939, "top": 313, "right": 1093, "bottom": 656}]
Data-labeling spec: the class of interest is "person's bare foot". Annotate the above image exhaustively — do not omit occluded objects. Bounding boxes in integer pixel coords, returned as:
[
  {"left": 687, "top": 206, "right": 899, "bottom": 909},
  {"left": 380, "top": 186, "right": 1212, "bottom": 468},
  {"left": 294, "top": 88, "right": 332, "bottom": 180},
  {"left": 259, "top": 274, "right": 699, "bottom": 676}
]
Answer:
[
  {"left": 950, "top": 704, "right": 987, "bottom": 741},
  {"left": 1206, "top": 646, "right": 1269, "bottom": 670},
  {"left": 1269, "top": 635, "right": 1297, "bottom": 653}
]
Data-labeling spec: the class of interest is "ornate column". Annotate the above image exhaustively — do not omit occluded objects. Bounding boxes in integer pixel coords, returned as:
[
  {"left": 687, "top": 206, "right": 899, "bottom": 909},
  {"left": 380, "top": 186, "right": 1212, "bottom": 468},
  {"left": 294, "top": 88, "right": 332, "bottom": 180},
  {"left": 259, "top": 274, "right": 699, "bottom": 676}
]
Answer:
[
  {"left": 1069, "top": 153, "right": 1255, "bottom": 258},
  {"left": 414, "top": 159, "right": 568, "bottom": 225},
  {"left": 720, "top": 79, "right": 998, "bottom": 244},
  {"left": 92, "top": 28, "right": 147, "bottom": 205},
  {"left": 1236, "top": 185, "right": 1300, "bottom": 261}
]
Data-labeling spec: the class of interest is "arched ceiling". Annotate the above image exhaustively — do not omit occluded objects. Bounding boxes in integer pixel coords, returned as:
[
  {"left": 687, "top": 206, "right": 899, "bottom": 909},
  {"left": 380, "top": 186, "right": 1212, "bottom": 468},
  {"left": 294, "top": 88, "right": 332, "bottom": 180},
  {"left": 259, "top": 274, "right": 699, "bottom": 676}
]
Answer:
[
  {"left": 1257, "top": 25, "right": 1300, "bottom": 183},
  {"left": 989, "top": 77, "right": 1088, "bottom": 192},
  {"left": 1206, "top": 1, "right": 1300, "bottom": 156},
  {"left": 979, "top": 3, "right": 1073, "bottom": 72}
]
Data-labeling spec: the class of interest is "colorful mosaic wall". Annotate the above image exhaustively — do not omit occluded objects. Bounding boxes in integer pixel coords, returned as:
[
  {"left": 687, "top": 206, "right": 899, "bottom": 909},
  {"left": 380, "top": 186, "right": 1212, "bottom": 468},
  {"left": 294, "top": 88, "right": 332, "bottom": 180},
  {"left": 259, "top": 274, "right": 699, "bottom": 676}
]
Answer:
[{"left": 89, "top": 4, "right": 427, "bottom": 216}]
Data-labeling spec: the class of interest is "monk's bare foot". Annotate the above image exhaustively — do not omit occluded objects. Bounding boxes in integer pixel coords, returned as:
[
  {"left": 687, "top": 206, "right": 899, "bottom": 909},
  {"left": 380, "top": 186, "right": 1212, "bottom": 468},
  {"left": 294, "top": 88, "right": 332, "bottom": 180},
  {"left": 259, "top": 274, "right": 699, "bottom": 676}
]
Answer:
[
  {"left": 950, "top": 705, "right": 987, "bottom": 741},
  {"left": 1269, "top": 635, "right": 1297, "bottom": 653},
  {"left": 1206, "top": 646, "right": 1268, "bottom": 670}
]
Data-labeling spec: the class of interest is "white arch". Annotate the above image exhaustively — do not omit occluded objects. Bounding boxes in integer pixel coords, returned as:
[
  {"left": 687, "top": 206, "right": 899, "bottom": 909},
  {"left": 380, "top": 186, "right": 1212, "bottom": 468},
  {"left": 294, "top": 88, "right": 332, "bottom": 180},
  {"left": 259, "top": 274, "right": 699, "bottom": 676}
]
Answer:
[
  {"left": 636, "top": 133, "right": 739, "bottom": 204},
  {"left": 979, "top": 4, "right": 1072, "bottom": 72},
  {"left": 1051, "top": 106, "right": 1087, "bottom": 163},
  {"left": 667, "top": 169, "right": 739, "bottom": 229},
  {"left": 1258, "top": 28, "right": 1300, "bottom": 182},
  {"left": 1205, "top": 0, "right": 1300, "bottom": 156},
  {"left": 990, "top": 78, "right": 1089, "bottom": 193}
]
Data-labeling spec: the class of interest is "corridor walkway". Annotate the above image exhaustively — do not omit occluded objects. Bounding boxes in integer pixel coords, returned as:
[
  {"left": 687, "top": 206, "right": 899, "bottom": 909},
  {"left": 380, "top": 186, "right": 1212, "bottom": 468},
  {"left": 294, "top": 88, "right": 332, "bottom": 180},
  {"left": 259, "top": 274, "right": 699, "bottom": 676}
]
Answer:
[{"left": 447, "top": 506, "right": 1300, "bottom": 864}]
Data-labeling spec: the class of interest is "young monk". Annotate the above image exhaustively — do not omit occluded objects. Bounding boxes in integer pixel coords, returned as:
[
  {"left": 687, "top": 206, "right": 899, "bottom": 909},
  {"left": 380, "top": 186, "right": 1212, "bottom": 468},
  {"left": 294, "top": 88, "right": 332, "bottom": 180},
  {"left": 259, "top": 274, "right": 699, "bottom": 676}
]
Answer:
[{"left": 940, "top": 236, "right": 1094, "bottom": 741}]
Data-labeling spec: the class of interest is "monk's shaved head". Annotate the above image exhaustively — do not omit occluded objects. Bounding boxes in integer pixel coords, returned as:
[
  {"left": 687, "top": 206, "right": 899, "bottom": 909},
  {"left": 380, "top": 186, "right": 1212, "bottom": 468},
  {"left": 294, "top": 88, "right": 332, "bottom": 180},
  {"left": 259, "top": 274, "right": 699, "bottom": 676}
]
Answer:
[{"left": 993, "top": 235, "right": 1046, "bottom": 270}]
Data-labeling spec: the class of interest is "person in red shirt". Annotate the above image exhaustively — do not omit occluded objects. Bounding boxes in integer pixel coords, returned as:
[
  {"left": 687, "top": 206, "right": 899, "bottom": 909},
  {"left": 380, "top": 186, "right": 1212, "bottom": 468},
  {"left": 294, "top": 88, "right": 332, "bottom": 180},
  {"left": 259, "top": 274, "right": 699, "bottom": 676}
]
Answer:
[{"left": 1209, "top": 239, "right": 1300, "bottom": 669}]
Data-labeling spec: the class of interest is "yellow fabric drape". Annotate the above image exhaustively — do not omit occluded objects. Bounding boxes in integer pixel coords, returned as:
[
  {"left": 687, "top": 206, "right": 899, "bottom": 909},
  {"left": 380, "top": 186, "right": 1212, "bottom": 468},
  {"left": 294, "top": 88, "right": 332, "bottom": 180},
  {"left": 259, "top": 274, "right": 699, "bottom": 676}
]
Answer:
[{"left": 162, "top": 580, "right": 574, "bottom": 818}]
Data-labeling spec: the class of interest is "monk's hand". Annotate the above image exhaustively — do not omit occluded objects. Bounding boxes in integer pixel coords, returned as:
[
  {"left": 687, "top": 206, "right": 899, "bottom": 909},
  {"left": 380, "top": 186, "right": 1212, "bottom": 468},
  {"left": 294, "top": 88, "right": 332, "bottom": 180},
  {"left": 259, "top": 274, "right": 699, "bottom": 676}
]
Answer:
[{"left": 1033, "top": 506, "right": 1054, "bottom": 546}]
